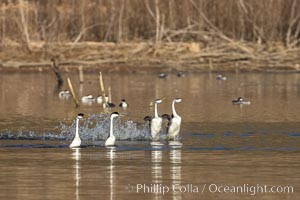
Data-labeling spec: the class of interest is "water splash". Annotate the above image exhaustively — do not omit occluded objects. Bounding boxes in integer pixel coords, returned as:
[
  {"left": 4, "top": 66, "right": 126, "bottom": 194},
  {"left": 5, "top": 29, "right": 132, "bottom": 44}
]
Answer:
[
  {"left": 62, "top": 113, "right": 168, "bottom": 141},
  {"left": 0, "top": 130, "right": 69, "bottom": 140},
  {"left": 0, "top": 113, "right": 170, "bottom": 141}
]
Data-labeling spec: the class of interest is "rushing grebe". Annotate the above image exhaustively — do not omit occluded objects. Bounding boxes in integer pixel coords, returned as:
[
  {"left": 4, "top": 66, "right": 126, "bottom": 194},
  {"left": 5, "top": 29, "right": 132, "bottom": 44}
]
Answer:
[
  {"left": 151, "top": 99, "right": 163, "bottom": 140},
  {"left": 105, "top": 112, "right": 119, "bottom": 146},
  {"left": 167, "top": 98, "right": 182, "bottom": 140},
  {"left": 69, "top": 113, "right": 84, "bottom": 148},
  {"left": 232, "top": 97, "right": 251, "bottom": 105}
]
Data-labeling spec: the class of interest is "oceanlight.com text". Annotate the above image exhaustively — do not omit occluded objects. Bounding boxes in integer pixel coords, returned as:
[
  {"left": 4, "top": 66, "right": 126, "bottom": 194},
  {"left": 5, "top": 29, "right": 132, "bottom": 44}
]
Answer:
[{"left": 124, "top": 183, "right": 294, "bottom": 196}]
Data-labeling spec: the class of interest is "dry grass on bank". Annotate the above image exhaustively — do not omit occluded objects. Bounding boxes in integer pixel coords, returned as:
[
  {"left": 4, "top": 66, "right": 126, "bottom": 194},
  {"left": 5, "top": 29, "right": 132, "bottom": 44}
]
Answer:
[
  {"left": 0, "top": 41, "right": 300, "bottom": 72},
  {"left": 1, "top": 1, "right": 300, "bottom": 72}
]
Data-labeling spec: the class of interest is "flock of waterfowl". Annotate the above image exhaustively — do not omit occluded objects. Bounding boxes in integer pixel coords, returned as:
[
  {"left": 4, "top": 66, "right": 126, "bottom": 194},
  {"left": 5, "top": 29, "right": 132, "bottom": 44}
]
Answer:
[
  {"left": 63, "top": 72, "right": 250, "bottom": 149},
  {"left": 68, "top": 97, "right": 182, "bottom": 148},
  {"left": 59, "top": 91, "right": 129, "bottom": 108}
]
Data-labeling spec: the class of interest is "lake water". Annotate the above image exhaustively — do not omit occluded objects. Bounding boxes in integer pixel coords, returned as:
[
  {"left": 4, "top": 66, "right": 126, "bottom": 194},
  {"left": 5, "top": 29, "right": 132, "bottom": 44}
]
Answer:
[{"left": 0, "top": 71, "right": 299, "bottom": 199}]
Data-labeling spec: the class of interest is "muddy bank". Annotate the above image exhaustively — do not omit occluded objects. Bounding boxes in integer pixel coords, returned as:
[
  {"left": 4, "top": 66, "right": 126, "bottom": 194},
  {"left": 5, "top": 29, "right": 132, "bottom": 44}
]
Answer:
[{"left": 1, "top": 42, "right": 300, "bottom": 73}]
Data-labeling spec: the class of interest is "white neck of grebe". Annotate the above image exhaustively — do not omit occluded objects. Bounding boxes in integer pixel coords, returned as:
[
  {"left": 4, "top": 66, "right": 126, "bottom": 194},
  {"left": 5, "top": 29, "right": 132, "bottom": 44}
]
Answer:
[
  {"left": 110, "top": 116, "right": 115, "bottom": 137},
  {"left": 75, "top": 118, "right": 80, "bottom": 138},
  {"left": 172, "top": 100, "right": 178, "bottom": 117},
  {"left": 154, "top": 103, "right": 159, "bottom": 118}
]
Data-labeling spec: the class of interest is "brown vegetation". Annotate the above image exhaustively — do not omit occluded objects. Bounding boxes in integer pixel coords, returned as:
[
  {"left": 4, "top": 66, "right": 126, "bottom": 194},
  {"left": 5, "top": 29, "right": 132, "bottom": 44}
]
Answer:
[{"left": 0, "top": 0, "right": 300, "bottom": 72}]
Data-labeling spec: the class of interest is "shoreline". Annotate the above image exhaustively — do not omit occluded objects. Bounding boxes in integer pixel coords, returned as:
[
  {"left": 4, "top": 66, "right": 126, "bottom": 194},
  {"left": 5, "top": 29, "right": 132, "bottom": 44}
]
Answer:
[{"left": 1, "top": 42, "right": 300, "bottom": 73}]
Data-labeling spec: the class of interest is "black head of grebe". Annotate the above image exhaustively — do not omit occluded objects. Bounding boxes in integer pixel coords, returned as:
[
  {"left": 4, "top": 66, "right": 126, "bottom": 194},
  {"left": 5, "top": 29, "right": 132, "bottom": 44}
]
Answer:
[
  {"left": 77, "top": 113, "right": 84, "bottom": 119},
  {"left": 111, "top": 112, "right": 119, "bottom": 117},
  {"left": 174, "top": 98, "right": 182, "bottom": 103},
  {"left": 144, "top": 115, "right": 152, "bottom": 122},
  {"left": 155, "top": 99, "right": 162, "bottom": 104}
]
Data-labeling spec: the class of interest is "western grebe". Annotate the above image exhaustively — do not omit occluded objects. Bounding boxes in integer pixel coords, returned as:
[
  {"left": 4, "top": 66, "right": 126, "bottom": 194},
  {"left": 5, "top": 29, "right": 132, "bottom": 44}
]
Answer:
[
  {"left": 151, "top": 99, "right": 163, "bottom": 140},
  {"left": 167, "top": 98, "right": 182, "bottom": 140},
  {"left": 216, "top": 74, "right": 227, "bottom": 80},
  {"left": 232, "top": 97, "right": 251, "bottom": 105},
  {"left": 81, "top": 95, "right": 95, "bottom": 102},
  {"left": 105, "top": 112, "right": 119, "bottom": 146},
  {"left": 69, "top": 113, "right": 84, "bottom": 148},
  {"left": 119, "top": 99, "right": 128, "bottom": 108},
  {"left": 59, "top": 90, "right": 71, "bottom": 99}
]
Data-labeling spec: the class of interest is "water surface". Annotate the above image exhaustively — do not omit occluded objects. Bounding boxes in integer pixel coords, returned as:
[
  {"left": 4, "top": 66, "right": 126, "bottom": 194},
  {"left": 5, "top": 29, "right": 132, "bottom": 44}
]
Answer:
[{"left": 0, "top": 72, "right": 299, "bottom": 199}]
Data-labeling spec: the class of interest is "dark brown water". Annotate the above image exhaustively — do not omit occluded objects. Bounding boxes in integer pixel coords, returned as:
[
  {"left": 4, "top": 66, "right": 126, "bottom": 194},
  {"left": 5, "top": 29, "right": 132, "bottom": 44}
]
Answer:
[{"left": 0, "top": 72, "right": 299, "bottom": 199}]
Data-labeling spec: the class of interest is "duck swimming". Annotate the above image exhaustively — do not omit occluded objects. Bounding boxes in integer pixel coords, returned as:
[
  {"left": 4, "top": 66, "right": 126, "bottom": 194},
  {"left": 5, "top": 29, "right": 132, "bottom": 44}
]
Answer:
[
  {"left": 216, "top": 74, "right": 227, "bottom": 80},
  {"left": 158, "top": 73, "right": 167, "bottom": 78},
  {"left": 59, "top": 90, "right": 71, "bottom": 99},
  {"left": 232, "top": 97, "right": 251, "bottom": 105},
  {"left": 176, "top": 71, "right": 185, "bottom": 77},
  {"left": 96, "top": 95, "right": 109, "bottom": 104},
  {"left": 81, "top": 95, "right": 95, "bottom": 103},
  {"left": 119, "top": 99, "right": 128, "bottom": 108}
]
